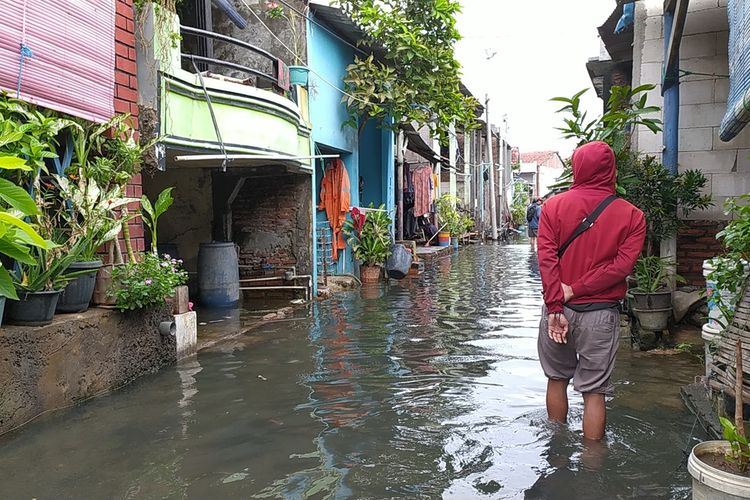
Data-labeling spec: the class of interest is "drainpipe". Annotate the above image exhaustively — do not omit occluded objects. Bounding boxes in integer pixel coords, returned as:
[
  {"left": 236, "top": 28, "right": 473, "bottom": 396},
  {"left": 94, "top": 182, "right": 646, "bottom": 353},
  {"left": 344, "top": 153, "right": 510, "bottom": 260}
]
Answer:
[
  {"left": 486, "top": 94, "right": 498, "bottom": 240},
  {"left": 662, "top": 4, "right": 683, "bottom": 274},
  {"left": 663, "top": 8, "right": 679, "bottom": 177}
]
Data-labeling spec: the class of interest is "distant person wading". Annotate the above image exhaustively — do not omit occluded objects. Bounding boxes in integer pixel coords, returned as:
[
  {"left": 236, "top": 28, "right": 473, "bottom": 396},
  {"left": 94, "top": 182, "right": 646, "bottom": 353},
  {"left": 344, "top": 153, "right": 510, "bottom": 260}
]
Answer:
[
  {"left": 536, "top": 141, "right": 646, "bottom": 441},
  {"left": 526, "top": 197, "right": 542, "bottom": 251}
]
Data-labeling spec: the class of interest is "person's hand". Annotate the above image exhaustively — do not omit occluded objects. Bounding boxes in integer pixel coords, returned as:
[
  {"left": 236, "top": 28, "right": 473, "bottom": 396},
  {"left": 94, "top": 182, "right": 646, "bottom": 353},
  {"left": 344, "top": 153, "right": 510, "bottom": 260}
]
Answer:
[
  {"left": 562, "top": 283, "right": 574, "bottom": 303},
  {"left": 547, "top": 313, "right": 569, "bottom": 344}
]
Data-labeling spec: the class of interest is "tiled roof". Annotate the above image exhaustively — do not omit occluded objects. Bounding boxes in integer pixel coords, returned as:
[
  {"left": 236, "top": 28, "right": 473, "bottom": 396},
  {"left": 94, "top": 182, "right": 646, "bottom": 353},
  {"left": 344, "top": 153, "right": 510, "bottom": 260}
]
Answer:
[{"left": 520, "top": 151, "right": 559, "bottom": 164}]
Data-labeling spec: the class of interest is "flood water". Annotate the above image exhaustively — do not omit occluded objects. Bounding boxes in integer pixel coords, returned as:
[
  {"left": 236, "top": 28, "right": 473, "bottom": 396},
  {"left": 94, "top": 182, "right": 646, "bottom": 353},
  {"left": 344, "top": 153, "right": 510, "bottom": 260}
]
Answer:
[{"left": 0, "top": 244, "right": 706, "bottom": 499}]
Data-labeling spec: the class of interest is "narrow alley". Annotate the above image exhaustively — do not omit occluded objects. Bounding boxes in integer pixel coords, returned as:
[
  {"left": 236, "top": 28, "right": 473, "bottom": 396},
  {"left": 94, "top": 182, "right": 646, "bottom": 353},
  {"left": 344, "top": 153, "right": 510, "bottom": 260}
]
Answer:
[{"left": 0, "top": 245, "right": 704, "bottom": 499}]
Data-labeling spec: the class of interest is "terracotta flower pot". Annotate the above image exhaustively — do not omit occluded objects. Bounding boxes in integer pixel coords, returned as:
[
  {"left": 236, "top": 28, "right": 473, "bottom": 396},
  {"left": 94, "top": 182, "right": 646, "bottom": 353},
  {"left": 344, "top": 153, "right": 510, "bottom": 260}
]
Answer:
[{"left": 360, "top": 265, "right": 381, "bottom": 284}]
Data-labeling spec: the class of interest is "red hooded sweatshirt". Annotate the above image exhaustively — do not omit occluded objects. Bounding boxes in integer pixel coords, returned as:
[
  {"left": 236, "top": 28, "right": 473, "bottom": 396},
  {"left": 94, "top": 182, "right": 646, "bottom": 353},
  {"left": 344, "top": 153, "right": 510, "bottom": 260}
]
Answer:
[{"left": 538, "top": 141, "right": 646, "bottom": 314}]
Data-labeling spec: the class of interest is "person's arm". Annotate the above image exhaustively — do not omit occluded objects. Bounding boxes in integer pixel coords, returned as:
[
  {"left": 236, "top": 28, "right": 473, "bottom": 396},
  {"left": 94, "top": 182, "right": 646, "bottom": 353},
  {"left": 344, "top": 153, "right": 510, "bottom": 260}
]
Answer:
[
  {"left": 569, "top": 210, "right": 646, "bottom": 297},
  {"left": 537, "top": 205, "right": 564, "bottom": 313}
]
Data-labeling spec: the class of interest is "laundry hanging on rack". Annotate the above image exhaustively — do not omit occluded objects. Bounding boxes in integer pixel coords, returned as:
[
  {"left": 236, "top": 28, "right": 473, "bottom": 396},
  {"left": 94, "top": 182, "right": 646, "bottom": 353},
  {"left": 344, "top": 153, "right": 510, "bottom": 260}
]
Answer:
[
  {"left": 412, "top": 166, "right": 433, "bottom": 217},
  {"left": 318, "top": 159, "right": 351, "bottom": 261}
]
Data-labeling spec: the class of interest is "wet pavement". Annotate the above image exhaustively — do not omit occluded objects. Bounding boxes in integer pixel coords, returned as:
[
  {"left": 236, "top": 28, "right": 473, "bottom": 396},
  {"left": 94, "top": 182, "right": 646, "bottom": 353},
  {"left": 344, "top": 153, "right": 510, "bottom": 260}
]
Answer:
[{"left": 0, "top": 244, "right": 706, "bottom": 499}]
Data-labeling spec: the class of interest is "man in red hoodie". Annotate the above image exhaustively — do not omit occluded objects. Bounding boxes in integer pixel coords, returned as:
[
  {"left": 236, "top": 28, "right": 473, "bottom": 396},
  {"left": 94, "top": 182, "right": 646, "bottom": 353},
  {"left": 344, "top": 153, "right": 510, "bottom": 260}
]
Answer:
[{"left": 537, "top": 141, "right": 645, "bottom": 441}]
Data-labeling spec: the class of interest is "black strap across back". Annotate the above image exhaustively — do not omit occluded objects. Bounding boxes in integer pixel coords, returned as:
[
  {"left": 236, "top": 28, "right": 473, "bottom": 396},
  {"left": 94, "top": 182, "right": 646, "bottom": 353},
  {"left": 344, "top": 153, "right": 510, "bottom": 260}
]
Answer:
[{"left": 557, "top": 195, "right": 618, "bottom": 258}]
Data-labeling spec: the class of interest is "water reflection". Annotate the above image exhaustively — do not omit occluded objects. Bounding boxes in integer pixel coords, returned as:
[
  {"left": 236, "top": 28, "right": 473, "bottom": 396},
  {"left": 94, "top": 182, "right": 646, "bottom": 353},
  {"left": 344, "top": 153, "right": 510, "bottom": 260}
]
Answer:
[{"left": 0, "top": 244, "right": 703, "bottom": 499}]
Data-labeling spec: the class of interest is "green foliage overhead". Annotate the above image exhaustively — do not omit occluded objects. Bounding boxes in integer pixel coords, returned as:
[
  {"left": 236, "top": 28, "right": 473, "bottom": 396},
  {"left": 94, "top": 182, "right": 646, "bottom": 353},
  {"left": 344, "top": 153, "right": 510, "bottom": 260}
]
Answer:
[{"left": 339, "top": 0, "right": 479, "bottom": 143}]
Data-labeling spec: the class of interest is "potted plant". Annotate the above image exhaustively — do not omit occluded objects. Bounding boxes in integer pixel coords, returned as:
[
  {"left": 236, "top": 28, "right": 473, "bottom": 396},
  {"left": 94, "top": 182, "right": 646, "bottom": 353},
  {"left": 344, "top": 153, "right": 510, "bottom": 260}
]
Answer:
[
  {"left": 344, "top": 205, "right": 393, "bottom": 284},
  {"left": 54, "top": 173, "right": 137, "bottom": 312},
  {"left": 7, "top": 240, "right": 90, "bottom": 325},
  {"left": 112, "top": 252, "right": 188, "bottom": 311},
  {"left": 0, "top": 155, "right": 55, "bottom": 325},
  {"left": 436, "top": 194, "right": 461, "bottom": 248},
  {"left": 264, "top": 1, "right": 308, "bottom": 86},
  {"left": 629, "top": 256, "right": 682, "bottom": 332},
  {"left": 689, "top": 193, "right": 750, "bottom": 498}
]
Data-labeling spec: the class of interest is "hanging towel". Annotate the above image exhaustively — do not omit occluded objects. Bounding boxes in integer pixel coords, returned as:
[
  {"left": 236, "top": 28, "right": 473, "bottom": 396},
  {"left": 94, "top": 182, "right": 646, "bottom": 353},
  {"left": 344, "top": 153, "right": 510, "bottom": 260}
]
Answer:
[
  {"left": 318, "top": 159, "right": 351, "bottom": 261},
  {"left": 413, "top": 166, "right": 433, "bottom": 217}
]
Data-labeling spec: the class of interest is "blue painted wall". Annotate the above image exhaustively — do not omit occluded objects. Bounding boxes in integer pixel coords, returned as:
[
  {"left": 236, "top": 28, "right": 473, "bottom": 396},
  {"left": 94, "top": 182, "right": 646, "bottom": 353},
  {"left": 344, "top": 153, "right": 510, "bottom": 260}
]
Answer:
[{"left": 307, "top": 13, "right": 395, "bottom": 280}]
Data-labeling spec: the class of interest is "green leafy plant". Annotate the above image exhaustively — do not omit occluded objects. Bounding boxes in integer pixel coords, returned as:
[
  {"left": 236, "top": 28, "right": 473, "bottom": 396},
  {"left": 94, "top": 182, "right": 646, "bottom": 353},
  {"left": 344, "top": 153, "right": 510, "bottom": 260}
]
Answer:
[
  {"left": 511, "top": 181, "right": 531, "bottom": 226},
  {"left": 141, "top": 187, "right": 174, "bottom": 253},
  {"left": 0, "top": 156, "right": 53, "bottom": 299},
  {"left": 111, "top": 252, "right": 188, "bottom": 311},
  {"left": 550, "top": 85, "right": 662, "bottom": 193},
  {"left": 343, "top": 204, "right": 393, "bottom": 266},
  {"left": 720, "top": 416, "right": 750, "bottom": 472},
  {"left": 436, "top": 194, "right": 463, "bottom": 237},
  {"left": 633, "top": 256, "right": 684, "bottom": 293},
  {"left": 338, "top": 0, "right": 479, "bottom": 142},
  {"left": 55, "top": 173, "right": 138, "bottom": 261},
  {"left": 622, "top": 155, "right": 712, "bottom": 255},
  {"left": 707, "top": 194, "right": 750, "bottom": 326},
  {"left": 14, "top": 240, "right": 92, "bottom": 293}
]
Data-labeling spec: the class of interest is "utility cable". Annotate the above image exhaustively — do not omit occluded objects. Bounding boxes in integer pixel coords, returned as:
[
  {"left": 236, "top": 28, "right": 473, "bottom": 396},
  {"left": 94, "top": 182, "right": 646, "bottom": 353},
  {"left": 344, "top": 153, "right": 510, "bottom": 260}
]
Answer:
[{"left": 240, "top": 0, "right": 372, "bottom": 107}]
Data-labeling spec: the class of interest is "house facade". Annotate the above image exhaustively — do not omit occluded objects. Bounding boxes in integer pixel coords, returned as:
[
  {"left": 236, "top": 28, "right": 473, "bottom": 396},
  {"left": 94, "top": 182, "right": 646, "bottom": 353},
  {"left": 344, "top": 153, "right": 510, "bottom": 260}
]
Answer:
[{"left": 307, "top": 3, "right": 395, "bottom": 283}]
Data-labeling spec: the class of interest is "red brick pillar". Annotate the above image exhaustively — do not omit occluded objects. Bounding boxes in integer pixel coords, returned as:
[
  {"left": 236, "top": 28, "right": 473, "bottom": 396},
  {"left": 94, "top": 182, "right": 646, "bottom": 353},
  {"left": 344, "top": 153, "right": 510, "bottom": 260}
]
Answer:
[{"left": 114, "top": 0, "right": 145, "bottom": 254}]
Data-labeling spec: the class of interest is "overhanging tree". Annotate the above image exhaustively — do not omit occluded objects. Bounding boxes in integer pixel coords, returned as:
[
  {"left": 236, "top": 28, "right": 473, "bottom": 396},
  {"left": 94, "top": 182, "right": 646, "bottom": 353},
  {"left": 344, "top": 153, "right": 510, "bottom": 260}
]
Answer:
[{"left": 339, "top": 0, "right": 479, "bottom": 142}]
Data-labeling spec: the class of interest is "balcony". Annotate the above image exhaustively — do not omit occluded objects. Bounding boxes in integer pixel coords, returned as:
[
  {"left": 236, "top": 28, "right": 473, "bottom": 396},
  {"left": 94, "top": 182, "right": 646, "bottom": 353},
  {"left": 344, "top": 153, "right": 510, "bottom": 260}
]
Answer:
[{"left": 136, "top": 4, "right": 311, "bottom": 174}]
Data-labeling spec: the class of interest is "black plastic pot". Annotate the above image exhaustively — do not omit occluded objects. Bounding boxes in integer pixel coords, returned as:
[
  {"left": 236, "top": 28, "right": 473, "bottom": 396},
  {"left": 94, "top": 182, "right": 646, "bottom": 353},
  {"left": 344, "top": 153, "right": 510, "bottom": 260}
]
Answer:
[
  {"left": 629, "top": 289, "right": 672, "bottom": 310},
  {"left": 7, "top": 290, "right": 62, "bottom": 326},
  {"left": 56, "top": 260, "right": 103, "bottom": 313}
]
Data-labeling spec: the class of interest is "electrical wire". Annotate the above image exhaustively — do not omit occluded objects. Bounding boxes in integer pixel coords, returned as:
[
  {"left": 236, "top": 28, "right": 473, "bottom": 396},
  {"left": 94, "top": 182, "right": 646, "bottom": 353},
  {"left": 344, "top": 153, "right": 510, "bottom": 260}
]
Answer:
[
  {"left": 239, "top": 0, "right": 373, "bottom": 107},
  {"left": 275, "top": 0, "right": 370, "bottom": 58}
]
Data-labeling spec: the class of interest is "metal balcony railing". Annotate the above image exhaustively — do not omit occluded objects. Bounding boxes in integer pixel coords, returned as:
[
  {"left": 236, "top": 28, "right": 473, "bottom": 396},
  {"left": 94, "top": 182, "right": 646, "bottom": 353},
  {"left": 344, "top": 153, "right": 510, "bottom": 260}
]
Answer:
[{"left": 179, "top": 25, "right": 285, "bottom": 89}]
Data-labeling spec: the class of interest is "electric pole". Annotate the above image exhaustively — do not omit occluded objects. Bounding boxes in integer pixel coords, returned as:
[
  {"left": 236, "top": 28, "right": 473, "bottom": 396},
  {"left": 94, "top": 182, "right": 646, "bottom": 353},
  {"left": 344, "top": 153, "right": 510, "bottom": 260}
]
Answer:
[{"left": 486, "top": 94, "right": 498, "bottom": 240}]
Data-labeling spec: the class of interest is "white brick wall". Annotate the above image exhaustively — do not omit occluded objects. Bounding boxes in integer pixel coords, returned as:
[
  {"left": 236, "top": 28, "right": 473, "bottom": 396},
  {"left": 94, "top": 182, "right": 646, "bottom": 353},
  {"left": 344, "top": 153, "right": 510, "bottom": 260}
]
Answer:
[{"left": 632, "top": 1, "right": 744, "bottom": 220}]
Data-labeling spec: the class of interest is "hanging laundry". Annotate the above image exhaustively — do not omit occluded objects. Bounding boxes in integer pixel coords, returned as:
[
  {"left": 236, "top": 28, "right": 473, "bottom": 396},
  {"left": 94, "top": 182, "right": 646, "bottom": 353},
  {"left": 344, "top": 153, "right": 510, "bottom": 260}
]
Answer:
[
  {"left": 413, "top": 166, "right": 433, "bottom": 217},
  {"left": 318, "top": 159, "right": 351, "bottom": 261}
]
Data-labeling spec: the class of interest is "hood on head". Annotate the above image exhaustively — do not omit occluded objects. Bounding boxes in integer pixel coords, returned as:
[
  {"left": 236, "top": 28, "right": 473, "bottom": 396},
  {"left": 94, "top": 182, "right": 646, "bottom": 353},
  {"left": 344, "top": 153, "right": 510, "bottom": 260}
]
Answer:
[{"left": 571, "top": 141, "right": 616, "bottom": 192}]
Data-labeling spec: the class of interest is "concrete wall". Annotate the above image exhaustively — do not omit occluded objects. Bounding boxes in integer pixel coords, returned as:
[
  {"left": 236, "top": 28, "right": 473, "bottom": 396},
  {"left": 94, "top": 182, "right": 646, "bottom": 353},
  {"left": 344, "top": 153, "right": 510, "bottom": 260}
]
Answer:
[
  {"left": 0, "top": 308, "right": 176, "bottom": 436},
  {"left": 142, "top": 168, "right": 214, "bottom": 273},
  {"left": 307, "top": 12, "right": 395, "bottom": 278},
  {"left": 632, "top": 0, "right": 744, "bottom": 282},
  {"left": 633, "top": 0, "right": 748, "bottom": 220},
  {"left": 212, "top": 0, "right": 308, "bottom": 74},
  {"left": 232, "top": 174, "right": 313, "bottom": 276}
]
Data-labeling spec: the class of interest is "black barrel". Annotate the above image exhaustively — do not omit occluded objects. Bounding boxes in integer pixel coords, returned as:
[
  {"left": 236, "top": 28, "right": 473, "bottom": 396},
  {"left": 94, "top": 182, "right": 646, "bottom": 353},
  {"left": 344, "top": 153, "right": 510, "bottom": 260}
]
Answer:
[{"left": 198, "top": 242, "right": 240, "bottom": 307}]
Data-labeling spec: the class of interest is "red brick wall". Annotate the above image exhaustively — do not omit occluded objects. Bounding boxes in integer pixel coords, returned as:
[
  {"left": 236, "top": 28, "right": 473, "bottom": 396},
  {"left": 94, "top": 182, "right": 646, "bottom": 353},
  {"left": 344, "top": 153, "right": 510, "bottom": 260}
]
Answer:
[
  {"left": 677, "top": 220, "right": 726, "bottom": 286},
  {"left": 232, "top": 176, "right": 312, "bottom": 277},
  {"left": 114, "top": 0, "right": 145, "bottom": 254}
]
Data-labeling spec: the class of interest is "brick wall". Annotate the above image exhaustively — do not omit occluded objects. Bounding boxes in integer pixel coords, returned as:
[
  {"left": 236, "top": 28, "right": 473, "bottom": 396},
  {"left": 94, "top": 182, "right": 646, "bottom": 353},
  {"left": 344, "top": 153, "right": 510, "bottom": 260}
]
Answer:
[
  {"left": 114, "top": 0, "right": 145, "bottom": 254},
  {"left": 676, "top": 220, "right": 726, "bottom": 285},
  {"left": 232, "top": 176, "right": 312, "bottom": 277}
]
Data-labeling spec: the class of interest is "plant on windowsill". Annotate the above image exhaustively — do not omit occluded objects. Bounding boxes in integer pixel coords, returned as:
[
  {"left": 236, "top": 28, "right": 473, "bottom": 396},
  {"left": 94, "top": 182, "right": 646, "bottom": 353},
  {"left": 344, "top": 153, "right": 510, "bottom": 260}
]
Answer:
[{"left": 344, "top": 204, "right": 392, "bottom": 284}]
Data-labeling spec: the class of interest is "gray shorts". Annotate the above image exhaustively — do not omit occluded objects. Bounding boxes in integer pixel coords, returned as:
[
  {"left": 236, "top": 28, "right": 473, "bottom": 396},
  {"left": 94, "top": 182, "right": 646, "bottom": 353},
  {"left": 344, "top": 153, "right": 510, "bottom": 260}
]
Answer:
[
  {"left": 528, "top": 227, "right": 538, "bottom": 237},
  {"left": 537, "top": 306, "right": 620, "bottom": 395}
]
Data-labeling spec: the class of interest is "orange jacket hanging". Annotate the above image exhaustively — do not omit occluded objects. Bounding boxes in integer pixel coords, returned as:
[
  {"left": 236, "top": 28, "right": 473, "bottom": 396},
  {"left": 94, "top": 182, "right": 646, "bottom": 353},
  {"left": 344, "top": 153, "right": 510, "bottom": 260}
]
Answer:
[{"left": 318, "top": 159, "right": 351, "bottom": 261}]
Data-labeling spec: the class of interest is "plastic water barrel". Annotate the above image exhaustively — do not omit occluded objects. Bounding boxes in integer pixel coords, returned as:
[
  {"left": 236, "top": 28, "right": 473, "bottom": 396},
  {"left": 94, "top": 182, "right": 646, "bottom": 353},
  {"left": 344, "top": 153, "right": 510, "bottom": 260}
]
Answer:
[
  {"left": 386, "top": 244, "right": 413, "bottom": 280},
  {"left": 198, "top": 242, "right": 240, "bottom": 308}
]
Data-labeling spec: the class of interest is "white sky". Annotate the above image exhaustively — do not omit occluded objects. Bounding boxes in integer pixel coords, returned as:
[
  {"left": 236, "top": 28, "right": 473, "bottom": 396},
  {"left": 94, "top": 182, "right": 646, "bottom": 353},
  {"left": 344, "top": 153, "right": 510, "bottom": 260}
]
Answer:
[{"left": 455, "top": 0, "right": 616, "bottom": 157}]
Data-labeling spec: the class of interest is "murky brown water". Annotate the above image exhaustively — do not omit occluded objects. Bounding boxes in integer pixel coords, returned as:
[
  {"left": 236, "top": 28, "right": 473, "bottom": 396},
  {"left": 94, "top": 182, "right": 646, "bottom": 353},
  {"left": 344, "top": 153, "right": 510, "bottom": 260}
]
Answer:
[{"left": 0, "top": 244, "right": 705, "bottom": 499}]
